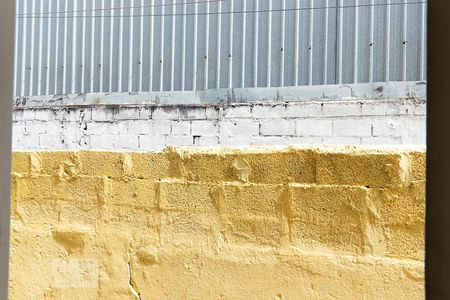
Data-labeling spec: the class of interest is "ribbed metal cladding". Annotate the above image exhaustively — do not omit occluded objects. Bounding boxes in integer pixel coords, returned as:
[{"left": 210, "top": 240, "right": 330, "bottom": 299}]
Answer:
[{"left": 14, "top": 0, "right": 427, "bottom": 97}]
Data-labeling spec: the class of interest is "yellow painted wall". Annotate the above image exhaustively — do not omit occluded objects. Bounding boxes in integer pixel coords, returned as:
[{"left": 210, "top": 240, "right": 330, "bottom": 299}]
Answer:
[{"left": 9, "top": 146, "right": 425, "bottom": 299}]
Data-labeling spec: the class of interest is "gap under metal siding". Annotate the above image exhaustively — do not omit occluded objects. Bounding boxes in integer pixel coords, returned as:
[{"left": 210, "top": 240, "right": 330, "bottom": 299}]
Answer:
[{"left": 14, "top": 0, "right": 427, "bottom": 97}]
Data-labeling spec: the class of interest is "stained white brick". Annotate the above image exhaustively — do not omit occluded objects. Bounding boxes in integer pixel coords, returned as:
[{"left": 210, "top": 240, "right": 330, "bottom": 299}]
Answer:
[
  {"left": 332, "top": 119, "right": 372, "bottom": 137},
  {"left": 139, "top": 107, "right": 152, "bottom": 119},
  {"left": 166, "top": 135, "right": 194, "bottom": 146},
  {"left": 413, "top": 103, "right": 426, "bottom": 116},
  {"left": 260, "top": 119, "right": 295, "bottom": 136},
  {"left": 178, "top": 107, "right": 206, "bottom": 120},
  {"left": 191, "top": 120, "right": 219, "bottom": 136},
  {"left": 295, "top": 119, "right": 332, "bottom": 137},
  {"left": 114, "top": 107, "right": 140, "bottom": 120},
  {"left": 222, "top": 105, "right": 252, "bottom": 118},
  {"left": 153, "top": 107, "right": 179, "bottom": 120},
  {"left": 206, "top": 107, "right": 221, "bottom": 119},
  {"left": 220, "top": 119, "right": 259, "bottom": 136},
  {"left": 170, "top": 121, "right": 191, "bottom": 135},
  {"left": 139, "top": 135, "right": 166, "bottom": 151},
  {"left": 286, "top": 102, "right": 322, "bottom": 118},
  {"left": 322, "top": 102, "right": 361, "bottom": 117},
  {"left": 20, "top": 109, "right": 36, "bottom": 120},
  {"left": 91, "top": 108, "right": 114, "bottom": 121},
  {"left": 360, "top": 101, "right": 400, "bottom": 116},
  {"left": 34, "top": 109, "right": 56, "bottom": 121},
  {"left": 252, "top": 104, "right": 286, "bottom": 118}
]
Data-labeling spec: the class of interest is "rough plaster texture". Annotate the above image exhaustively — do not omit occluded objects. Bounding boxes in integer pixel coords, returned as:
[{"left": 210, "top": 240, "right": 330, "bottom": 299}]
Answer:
[
  {"left": 9, "top": 146, "right": 425, "bottom": 299},
  {"left": 12, "top": 99, "right": 426, "bottom": 151}
]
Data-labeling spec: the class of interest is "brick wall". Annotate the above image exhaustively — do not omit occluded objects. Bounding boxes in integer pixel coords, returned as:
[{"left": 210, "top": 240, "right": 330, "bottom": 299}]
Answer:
[
  {"left": 9, "top": 146, "right": 425, "bottom": 299},
  {"left": 12, "top": 99, "right": 426, "bottom": 151}
]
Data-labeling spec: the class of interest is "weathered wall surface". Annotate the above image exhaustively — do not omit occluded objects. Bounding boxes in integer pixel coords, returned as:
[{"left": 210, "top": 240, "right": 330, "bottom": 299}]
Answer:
[
  {"left": 12, "top": 99, "right": 426, "bottom": 151},
  {"left": 9, "top": 146, "right": 425, "bottom": 299}
]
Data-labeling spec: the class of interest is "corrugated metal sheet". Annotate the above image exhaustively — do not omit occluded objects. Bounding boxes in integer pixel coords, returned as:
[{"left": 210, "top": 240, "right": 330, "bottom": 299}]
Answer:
[{"left": 14, "top": 0, "right": 427, "bottom": 97}]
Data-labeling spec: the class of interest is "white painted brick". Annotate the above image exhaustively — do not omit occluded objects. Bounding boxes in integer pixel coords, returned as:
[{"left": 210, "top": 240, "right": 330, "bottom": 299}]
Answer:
[
  {"left": 322, "top": 102, "right": 361, "bottom": 117},
  {"left": 361, "top": 137, "right": 402, "bottom": 145},
  {"left": 83, "top": 122, "right": 107, "bottom": 135},
  {"left": 139, "top": 135, "right": 166, "bottom": 151},
  {"left": 112, "top": 135, "right": 140, "bottom": 150},
  {"left": 322, "top": 137, "right": 362, "bottom": 145},
  {"left": 80, "top": 135, "right": 91, "bottom": 147},
  {"left": 222, "top": 105, "right": 252, "bottom": 118},
  {"left": 295, "top": 119, "right": 332, "bottom": 137},
  {"left": 62, "top": 122, "right": 82, "bottom": 136},
  {"left": 12, "top": 122, "right": 25, "bottom": 136},
  {"left": 402, "top": 116, "right": 426, "bottom": 137},
  {"left": 360, "top": 101, "right": 400, "bottom": 116},
  {"left": 286, "top": 136, "right": 323, "bottom": 145},
  {"left": 191, "top": 120, "right": 219, "bottom": 136},
  {"left": 115, "top": 122, "right": 129, "bottom": 135},
  {"left": 251, "top": 136, "right": 287, "bottom": 146},
  {"left": 260, "top": 119, "right": 295, "bottom": 136},
  {"left": 45, "top": 121, "right": 63, "bottom": 134},
  {"left": 166, "top": 135, "right": 194, "bottom": 146},
  {"left": 219, "top": 136, "right": 251, "bottom": 146},
  {"left": 178, "top": 107, "right": 206, "bottom": 120},
  {"left": 206, "top": 107, "right": 221, "bottom": 119},
  {"left": 91, "top": 108, "right": 114, "bottom": 121},
  {"left": 252, "top": 104, "right": 286, "bottom": 118},
  {"left": 220, "top": 119, "right": 259, "bottom": 136},
  {"left": 24, "top": 121, "right": 47, "bottom": 135},
  {"left": 286, "top": 102, "right": 322, "bottom": 118},
  {"left": 371, "top": 118, "right": 403, "bottom": 137},
  {"left": 18, "top": 134, "right": 40, "bottom": 150},
  {"left": 153, "top": 120, "right": 171, "bottom": 135},
  {"left": 402, "top": 134, "right": 426, "bottom": 145},
  {"left": 90, "top": 135, "right": 116, "bottom": 150},
  {"left": 114, "top": 107, "right": 140, "bottom": 120},
  {"left": 153, "top": 107, "right": 179, "bottom": 120},
  {"left": 39, "top": 134, "right": 64, "bottom": 149},
  {"left": 170, "top": 121, "right": 191, "bottom": 135},
  {"left": 127, "top": 120, "right": 152, "bottom": 135},
  {"left": 196, "top": 136, "right": 219, "bottom": 146},
  {"left": 332, "top": 119, "right": 372, "bottom": 137}
]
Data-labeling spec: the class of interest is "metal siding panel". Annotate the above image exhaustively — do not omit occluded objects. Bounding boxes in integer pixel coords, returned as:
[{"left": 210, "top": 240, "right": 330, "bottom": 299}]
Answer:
[{"left": 14, "top": 0, "right": 428, "bottom": 96}]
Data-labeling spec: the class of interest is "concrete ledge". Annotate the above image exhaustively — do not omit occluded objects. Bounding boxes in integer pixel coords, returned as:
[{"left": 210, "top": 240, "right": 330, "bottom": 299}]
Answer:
[{"left": 14, "top": 81, "right": 426, "bottom": 107}]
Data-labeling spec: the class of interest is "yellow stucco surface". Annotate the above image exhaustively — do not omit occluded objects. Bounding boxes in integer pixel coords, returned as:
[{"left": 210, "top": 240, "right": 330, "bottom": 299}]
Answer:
[{"left": 9, "top": 146, "right": 425, "bottom": 299}]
